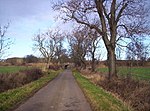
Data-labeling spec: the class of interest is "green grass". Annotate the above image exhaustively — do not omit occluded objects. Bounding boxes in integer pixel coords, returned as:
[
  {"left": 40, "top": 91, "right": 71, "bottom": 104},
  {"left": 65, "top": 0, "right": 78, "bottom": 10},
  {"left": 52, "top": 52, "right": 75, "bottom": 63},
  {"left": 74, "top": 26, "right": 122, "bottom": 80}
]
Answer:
[
  {"left": 0, "top": 66, "right": 29, "bottom": 74},
  {"left": 97, "top": 67, "right": 150, "bottom": 81},
  {"left": 0, "top": 70, "right": 61, "bottom": 111},
  {"left": 74, "top": 71, "right": 132, "bottom": 111}
]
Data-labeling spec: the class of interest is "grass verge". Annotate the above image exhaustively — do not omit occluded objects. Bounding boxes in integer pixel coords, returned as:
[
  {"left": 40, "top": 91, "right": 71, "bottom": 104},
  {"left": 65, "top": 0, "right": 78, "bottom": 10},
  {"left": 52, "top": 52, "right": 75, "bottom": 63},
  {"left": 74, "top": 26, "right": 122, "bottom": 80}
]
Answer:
[
  {"left": 0, "top": 66, "right": 30, "bottom": 74},
  {"left": 0, "top": 70, "right": 61, "bottom": 111},
  {"left": 74, "top": 71, "right": 132, "bottom": 111}
]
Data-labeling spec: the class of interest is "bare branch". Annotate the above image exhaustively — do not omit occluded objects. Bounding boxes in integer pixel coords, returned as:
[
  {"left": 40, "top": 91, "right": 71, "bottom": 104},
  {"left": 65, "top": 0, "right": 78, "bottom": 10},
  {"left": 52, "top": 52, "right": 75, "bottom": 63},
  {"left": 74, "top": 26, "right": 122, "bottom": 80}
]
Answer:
[
  {"left": 33, "top": 29, "right": 64, "bottom": 66},
  {"left": 0, "top": 23, "right": 13, "bottom": 59}
]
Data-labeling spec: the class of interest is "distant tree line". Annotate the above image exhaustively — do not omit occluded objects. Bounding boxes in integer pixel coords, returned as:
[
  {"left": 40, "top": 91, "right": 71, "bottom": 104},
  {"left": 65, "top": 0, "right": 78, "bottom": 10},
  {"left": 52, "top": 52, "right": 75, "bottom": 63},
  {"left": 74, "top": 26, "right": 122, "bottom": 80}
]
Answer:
[{"left": 23, "top": 55, "right": 39, "bottom": 63}]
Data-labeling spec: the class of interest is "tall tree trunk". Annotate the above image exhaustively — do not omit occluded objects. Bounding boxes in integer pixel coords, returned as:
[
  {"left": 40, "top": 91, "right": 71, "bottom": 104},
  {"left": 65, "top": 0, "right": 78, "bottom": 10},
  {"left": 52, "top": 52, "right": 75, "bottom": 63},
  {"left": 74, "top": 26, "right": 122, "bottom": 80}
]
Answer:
[
  {"left": 91, "top": 52, "right": 95, "bottom": 72},
  {"left": 81, "top": 59, "right": 86, "bottom": 69},
  {"left": 107, "top": 47, "right": 117, "bottom": 80},
  {"left": 46, "top": 57, "right": 51, "bottom": 69}
]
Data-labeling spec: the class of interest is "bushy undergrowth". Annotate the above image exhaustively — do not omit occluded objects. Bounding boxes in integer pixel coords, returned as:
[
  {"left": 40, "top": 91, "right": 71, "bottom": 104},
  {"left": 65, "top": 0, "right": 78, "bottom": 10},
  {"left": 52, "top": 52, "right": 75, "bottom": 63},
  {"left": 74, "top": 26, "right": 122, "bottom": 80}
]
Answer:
[
  {"left": 48, "top": 64, "right": 61, "bottom": 70},
  {"left": 0, "top": 68, "right": 43, "bottom": 93},
  {"left": 99, "top": 77, "right": 150, "bottom": 111},
  {"left": 81, "top": 69, "right": 150, "bottom": 111}
]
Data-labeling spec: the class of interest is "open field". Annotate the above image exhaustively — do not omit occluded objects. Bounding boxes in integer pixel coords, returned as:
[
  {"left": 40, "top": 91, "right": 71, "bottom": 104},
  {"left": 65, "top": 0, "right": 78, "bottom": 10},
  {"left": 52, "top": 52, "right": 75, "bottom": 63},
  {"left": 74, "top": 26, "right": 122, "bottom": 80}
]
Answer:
[
  {"left": 97, "top": 67, "right": 150, "bottom": 81},
  {"left": 0, "top": 66, "right": 29, "bottom": 74}
]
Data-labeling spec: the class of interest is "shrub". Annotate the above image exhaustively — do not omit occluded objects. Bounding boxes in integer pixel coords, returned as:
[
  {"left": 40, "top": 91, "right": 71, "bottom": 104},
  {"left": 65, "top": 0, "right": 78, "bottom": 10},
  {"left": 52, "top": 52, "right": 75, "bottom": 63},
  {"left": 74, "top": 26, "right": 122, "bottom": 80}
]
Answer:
[
  {"left": 20, "top": 68, "right": 43, "bottom": 81},
  {"left": 0, "top": 68, "right": 43, "bottom": 93},
  {"left": 99, "top": 78, "right": 150, "bottom": 111},
  {"left": 48, "top": 64, "right": 61, "bottom": 70}
]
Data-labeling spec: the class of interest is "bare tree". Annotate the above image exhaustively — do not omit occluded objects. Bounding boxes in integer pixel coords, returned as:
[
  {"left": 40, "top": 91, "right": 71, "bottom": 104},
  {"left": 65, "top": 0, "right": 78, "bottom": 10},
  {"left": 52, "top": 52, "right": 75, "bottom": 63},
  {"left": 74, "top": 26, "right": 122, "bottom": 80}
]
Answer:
[
  {"left": 54, "top": 37, "right": 64, "bottom": 63},
  {"left": 126, "top": 37, "right": 149, "bottom": 66},
  {"left": 67, "top": 27, "right": 90, "bottom": 69},
  {"left": 87, "top": 28, "right": 101, "bottom": 72},
  {"left": 33, "top": 30, "right": 64, "bottom": 67},
  {"left": 57, "top": 48, "right": 70, "bottom": 63},
  {"left": 53, "top": 0, "right": 150, "bottom": 80},
  {"left": 0, "top": 23, "right": 13, "bottom": 59},
  {"left": 67, "top": 26, "right": 101, "bottom": 71}
]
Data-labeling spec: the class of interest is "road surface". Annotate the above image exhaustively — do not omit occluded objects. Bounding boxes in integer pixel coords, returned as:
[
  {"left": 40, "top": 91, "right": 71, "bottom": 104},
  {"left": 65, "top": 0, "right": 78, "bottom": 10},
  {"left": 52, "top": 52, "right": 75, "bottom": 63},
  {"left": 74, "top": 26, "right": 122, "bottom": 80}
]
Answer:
[{"left": 14, "top": 70, "right": 92, "bottom": 111}]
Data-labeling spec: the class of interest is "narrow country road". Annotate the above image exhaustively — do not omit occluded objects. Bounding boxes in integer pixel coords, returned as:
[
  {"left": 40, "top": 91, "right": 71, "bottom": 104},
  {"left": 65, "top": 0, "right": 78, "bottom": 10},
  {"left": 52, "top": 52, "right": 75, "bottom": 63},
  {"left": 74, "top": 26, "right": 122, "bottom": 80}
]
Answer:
[{"left": 14, "top": 70, "right": 92, "bottom": 111}]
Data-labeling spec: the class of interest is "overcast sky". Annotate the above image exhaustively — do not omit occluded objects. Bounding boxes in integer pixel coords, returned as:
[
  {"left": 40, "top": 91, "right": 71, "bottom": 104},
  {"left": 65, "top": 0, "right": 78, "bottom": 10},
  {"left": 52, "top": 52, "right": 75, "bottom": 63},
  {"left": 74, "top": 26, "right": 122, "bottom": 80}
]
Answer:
[{"left": 0, "top": 0, "right": 60, "bottom": 58}]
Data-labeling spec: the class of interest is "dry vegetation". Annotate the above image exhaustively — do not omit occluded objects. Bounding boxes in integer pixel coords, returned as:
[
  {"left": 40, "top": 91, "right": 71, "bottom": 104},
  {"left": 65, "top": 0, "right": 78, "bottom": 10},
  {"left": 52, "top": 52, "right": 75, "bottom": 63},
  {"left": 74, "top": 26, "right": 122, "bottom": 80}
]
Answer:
[
  {"left": 0, "top": 63, "right": 62, "bottom": 93},
  {"left": 81, "top": 68, "right": 150, "bottom": 111},
  {"left": 99, "top": 78, "right": 150, "bottom": 111},
  {"left": 0, "top": 68, "right": 43, "bottom": 93},
  {"left": 26, "top": 63, "right": 62, "bottom": 70}
]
